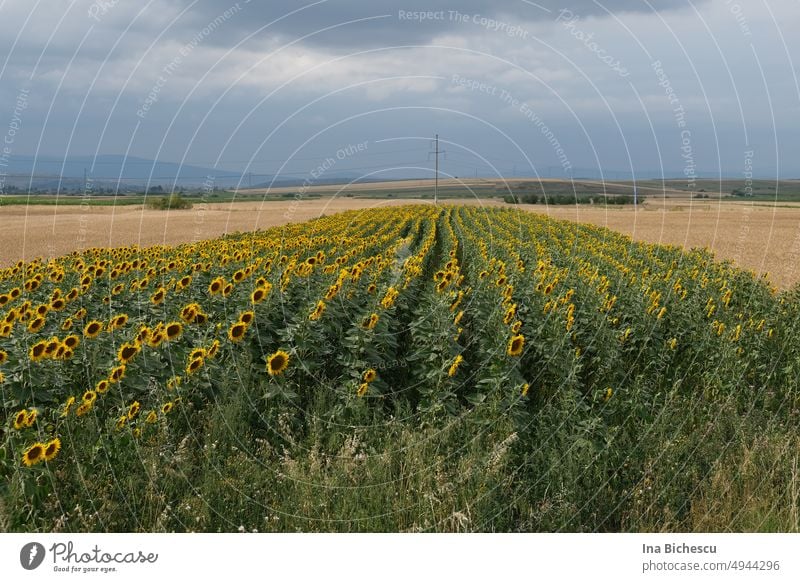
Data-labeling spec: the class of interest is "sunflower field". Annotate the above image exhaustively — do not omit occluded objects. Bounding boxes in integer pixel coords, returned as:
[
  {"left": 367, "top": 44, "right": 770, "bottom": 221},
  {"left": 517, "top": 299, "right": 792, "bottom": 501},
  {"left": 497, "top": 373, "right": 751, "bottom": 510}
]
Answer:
[{"left": 2, "top": 205, "right": 800, "bottom": 532}]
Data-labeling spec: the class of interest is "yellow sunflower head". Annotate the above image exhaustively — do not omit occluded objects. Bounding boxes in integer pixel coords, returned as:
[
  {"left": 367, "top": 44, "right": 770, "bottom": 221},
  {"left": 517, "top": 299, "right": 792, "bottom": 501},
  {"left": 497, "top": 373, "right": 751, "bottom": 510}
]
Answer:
[
  {"left": 228, "top": 322, "right": 247, "bottom": 343},
  {"left": 109, "top": 365, "right": 126, "bottom": 383},
  {"left": 22, "top": 443, "right": 45, "bottom": 467},
  {"left": 83, "top": 320, "right": 103, "bottom": 338},
  {"left": 13, "top": 409, "right": 28, "bottom": 430},
  {"left": 164, "top": 321, "right": 183, "bottom": 341},
  {"left": 186, "top": 357, "right": 204, "bottom": 375},
  {"left": 43, "top": 438, "right": 61, "bottom": 462},
  {"left": 507, "top": 334, "right": 525, "bottom": 357},
  {"left": 266, "top": 350, "right": 290, "bottom": 376},
  {"left": 127, "top": 401, "right": 141, "bottom": 420}
]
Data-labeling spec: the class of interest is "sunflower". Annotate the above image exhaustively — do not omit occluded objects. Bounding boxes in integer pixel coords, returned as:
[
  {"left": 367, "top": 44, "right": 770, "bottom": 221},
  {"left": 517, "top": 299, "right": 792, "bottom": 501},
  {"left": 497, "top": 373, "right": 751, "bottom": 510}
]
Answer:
[
  {"left": 115, "top": 415, "right": 127, "bottom": 430},
  {"left": 164, "top": 321, "right": 183, "bottom": 341},
  {"left": 362, "top": 313, "right": 379, "bottom": 330},
  {"left": 238, "top": 310, "right": 255, "bottom": 326},
  {"left": 189, "top": 348, "right": 206, "bottom": 361},
  {"left": 109, "top": 365, "right": 126, "bottom": 383},
  {"left": 380, "top": 287, "right": 399, "bottom": 309},
  {"left": 23, "top": 408, "right": 37, "bottom": 427},
  {"left": 60, "top": 396, "right": 76, "bottom": 418},
  {"left": 308, "top": 301, "right": 326, "bottom": 321},
  {"left": 63, "top": 334, "right": 80, "bottom": 349},
  {"left": 454, "top": 310, "right": 464, "bottom": 325},
  {"left": 228, "top": 322, "right": 247, "bottom": 343},
  {"left": 503, "top": 305, "right": 516, "bottom": 325},
  {"left": 35, "top": 304, "right": 49, "bottom": 316},
  {"left": 447, "top": 354, "right": 464, "bottom": 377},
  {"left": 180, "top": 304, "right": 198, "bottom": 323},
  {"left": 511, "top": 321, "right": 522, "bottom": 334},
  {"left": 89, "top": 382, "right": 108, "bottom": 399},
  {"left": 166, "top": 376, "right": 182, "bottom": 390},
  {"left": 127, "top": 401, "right": 141, "bottom": 420},
  {"left": 27, "top": 316, "right": 46, "bottom": 333},
  {"left": 208, "top": 277, "right": 225, "bottom": 295},
  {"left": 132, "top": 427, "right": 141, "bottom": 439},
  {"left": 362, "top": 369, "right": 377, "bottom": 383},
  {"left": 266, "top": 350, "right": 290, "bottom": 376},
  {"left": 13, "top": 409, "right": 28, "bottom": 430},
  {"left": 0, "top": 323, "right": 12, "bottom": 337},
  {"left": 521, "top": 383, "right": 530, "bottom": 397},
  {"left": 60, "top": 318, "right": 73, "bottom": 331},
  {"left": 145, "top": 411, "right": 158, "bottom": 424},
  {"left": 603, "top": 387, "right": 613, "bottom": 402},
  {"left": 367, "top": 283, "right": 377, "bottom": 294},
  {"left": 117, "top": 342, "right": 140, "bottom": 363},
  {"left": 29, "top": 341, "right": 48, "bottom": 362},
  {"left": 150, "top": 287, "right": 166, "bottom": 305},
  {"left": 186, "top": 357, "right": 204, "bottom": 375},
  {"left": 325, "top": 284, "right": 340, "bottom": 301},
  {"left": 75, "top": 401, "right": 93, "bottom": 417},
  {"left": 0, "top": 349, "right": 7, "bottom": 364},
  {"left": 43, "top": 337, "right": 60, "bottom": 356},
  {"left": 206, "top": 340, "right": 220, "bottom": 359},
  {"left": 83, "top": 320, "right": 103, "bottom": 338},
  {"left": 136, "top": 325, "right": 151, "bottom": 343},
  {"left": 147, "top": 331, "right": 165, "bottom": 348},
  {"left": 251, "top": 287, "right": 267, "bottom": 304},
  {"left": 43, "top": 438, "right": 61, "bottom": 462},
  {"left": 22, "top": 443, "right": 45, "bottom": 467},
  {"left": 109, "top": 314, "right": 129, "bottom": 330},
  {"left": 161, "top": 402, "right": 174, "bottom": 415},
  {"left": 507, "top": 334, "right": 525, "bottom": 357},
  {"left": 73, "top": 307, "right": 87, "bottom": 320},
  {"left": 357, "top": 382, "right": 369, "bottom": 397},
  {"left": 82, "top": 390, "right": 97, "bottom": 404}
]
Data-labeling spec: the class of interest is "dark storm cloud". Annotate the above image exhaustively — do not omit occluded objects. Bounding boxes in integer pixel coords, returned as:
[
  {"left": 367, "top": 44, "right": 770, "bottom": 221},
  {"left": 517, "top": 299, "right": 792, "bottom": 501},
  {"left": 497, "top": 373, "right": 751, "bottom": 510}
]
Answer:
[{"left": 183, "top": 0, "right": 706, "bottom": 48}]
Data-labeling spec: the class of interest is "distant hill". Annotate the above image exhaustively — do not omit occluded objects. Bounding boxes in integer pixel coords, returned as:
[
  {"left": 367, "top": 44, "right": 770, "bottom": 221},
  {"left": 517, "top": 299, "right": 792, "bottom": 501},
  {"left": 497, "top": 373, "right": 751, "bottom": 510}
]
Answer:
[{"left": 0, "top": 155, "right": 409, "bottom": 192}]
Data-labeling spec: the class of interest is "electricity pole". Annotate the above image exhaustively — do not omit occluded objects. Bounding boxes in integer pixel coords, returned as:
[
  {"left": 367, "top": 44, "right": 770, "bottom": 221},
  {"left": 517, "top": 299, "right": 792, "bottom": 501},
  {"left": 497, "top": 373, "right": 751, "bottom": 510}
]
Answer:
[{"left": 428, "top": 134, "right": 446, "bottom": 205}]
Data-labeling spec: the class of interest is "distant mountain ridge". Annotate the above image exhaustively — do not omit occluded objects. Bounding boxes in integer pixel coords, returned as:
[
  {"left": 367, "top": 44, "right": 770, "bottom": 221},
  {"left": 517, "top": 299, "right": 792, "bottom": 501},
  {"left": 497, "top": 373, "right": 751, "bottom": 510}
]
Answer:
[{"left": 0, "top": 154, "right": 399, "bottom": 191}]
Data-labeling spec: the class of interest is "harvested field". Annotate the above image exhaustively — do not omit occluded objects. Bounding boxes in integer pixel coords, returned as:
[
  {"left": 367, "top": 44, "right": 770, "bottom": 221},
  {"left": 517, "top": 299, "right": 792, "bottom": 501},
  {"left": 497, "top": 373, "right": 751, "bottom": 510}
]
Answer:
[{"left": 1, "top": 196, "right": 799, "bottom": 288}]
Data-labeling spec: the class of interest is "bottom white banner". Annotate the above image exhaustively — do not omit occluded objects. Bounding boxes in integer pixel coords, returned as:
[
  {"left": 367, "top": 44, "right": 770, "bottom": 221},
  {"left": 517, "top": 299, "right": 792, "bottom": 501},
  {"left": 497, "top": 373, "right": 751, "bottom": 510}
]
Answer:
[{"left": 1, "top": 533, "right": 796, "bottom": 581}]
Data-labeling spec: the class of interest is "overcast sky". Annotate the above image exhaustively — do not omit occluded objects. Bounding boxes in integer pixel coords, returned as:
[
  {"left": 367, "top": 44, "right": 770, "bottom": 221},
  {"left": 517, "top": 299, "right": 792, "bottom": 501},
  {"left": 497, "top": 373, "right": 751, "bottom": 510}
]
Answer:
[{"left": 1, "top": 0, "right": 798, "bottom": 182}]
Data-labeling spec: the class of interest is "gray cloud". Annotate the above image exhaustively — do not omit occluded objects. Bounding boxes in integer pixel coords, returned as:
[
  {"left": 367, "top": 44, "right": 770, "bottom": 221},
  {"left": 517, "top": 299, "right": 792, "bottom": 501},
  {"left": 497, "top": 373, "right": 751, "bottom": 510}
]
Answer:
[
  {"left": 182, "top": 0, "right": 707, "bottom": 48},
  {"left": 0, "top": 0, "right": 796, "bottom": 180}
]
